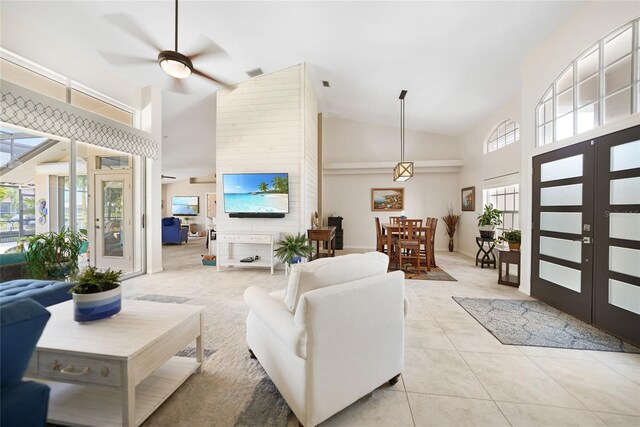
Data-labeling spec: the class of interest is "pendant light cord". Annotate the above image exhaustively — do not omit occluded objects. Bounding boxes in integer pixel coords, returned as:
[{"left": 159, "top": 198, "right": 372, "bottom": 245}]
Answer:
[
  {"left": 400, "top": 96, "right": 405, "bottom": 162},
  {"left": 174, "top": 0, "right": 179, "bottom": 51}
]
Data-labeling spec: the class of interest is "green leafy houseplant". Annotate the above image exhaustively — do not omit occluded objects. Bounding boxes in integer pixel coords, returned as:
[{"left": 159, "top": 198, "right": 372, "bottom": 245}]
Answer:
[
  {"left": 497, "top": 229, "right": 522, "bottom": 251},
  {"left": 477, "top": 204, "right": 503, "bottom": 238},
  {"left": 274, "top": 233, "right": 315, "bottom": 265},
  {"left": 70, "top": 266, "right": 123, "bottom": 294},
  {"left": 22, "top": 227, "right": 85, "bottom": 279}
]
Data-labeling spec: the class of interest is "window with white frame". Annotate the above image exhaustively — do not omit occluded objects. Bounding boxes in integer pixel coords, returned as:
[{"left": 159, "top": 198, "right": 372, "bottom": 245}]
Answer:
[
  {"left": 484, "top": 183, "right": 519, "bottom": 234},
  {"left": 486, "top": 119, "right": 520, "bottom": 153},
  {"left": 536, "top": 18, "right": 640, "bottom": 147}
]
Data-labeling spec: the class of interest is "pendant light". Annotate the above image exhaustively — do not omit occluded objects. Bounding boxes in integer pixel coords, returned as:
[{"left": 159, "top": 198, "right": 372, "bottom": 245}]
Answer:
[{"left": 393, "top": 90, "right": 413, "bottom": 181}]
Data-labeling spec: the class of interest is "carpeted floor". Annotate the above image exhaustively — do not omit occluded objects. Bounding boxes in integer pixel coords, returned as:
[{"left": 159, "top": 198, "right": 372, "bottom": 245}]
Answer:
[{"left": 453, "top": 297, "right": 640, "bottom": 353}]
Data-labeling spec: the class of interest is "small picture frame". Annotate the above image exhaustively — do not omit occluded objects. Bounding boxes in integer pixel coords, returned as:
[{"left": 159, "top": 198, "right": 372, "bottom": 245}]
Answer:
[
  {"left": 371, "top": 188, "right": 404, "bottom": 211},
  {"left": 461, "top": 186, "right": 475, "bottom": 211}
]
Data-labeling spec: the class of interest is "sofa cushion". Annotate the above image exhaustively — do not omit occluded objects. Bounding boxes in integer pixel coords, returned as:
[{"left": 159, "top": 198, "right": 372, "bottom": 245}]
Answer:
[
  {"left": 284, "top": 252, "right": 388, "bottom": 312},
  {"left": 0, "top": 280, "right": 74, "bottom": 307},
  {"left": 1, "top": 299, "right": 50, "bottom": 386}
]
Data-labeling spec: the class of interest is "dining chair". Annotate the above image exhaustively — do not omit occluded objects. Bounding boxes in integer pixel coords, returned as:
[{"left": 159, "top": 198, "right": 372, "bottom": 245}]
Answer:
[
  {"left": 389, "top": 216, "right": 402, "bottom": 224},
  {"left": 421, "top": 217, "right": 438, "bottom": 269},
  {"left": 375, "top": 217, "right": 386, "bottom": 253},
  {"left": 394, "top": 219, "right": 424, "bottom": 273}
]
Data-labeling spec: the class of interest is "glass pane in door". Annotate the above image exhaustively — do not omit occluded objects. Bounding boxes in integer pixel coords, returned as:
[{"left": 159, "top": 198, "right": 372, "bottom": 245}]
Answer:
[{"left": 102, "top": 180, "right": 124, "bottom": 258}]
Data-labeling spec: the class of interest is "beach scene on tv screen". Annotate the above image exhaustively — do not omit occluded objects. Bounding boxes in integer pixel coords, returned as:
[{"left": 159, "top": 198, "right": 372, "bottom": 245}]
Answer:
[
  {"left": 172, "top": 197, "right": 199, "bottom": 215},
  {"left": 224, "top": 173, "right": 289, "bottom": 213}
]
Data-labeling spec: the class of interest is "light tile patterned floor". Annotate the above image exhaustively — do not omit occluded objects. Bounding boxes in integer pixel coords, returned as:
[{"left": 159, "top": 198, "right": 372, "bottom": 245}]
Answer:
[{"left": 139, "top": 242, "right": 640, "bottom": 427}]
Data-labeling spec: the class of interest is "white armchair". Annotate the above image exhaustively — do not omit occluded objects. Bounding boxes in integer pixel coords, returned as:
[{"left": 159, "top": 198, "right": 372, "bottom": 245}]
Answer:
[{"left": 244, "top": 252, "right": 405, "bottom": 426}]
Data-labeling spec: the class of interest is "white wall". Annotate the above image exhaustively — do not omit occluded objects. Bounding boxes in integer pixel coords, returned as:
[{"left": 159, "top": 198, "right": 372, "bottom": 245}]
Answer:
[
  {"left": 162, "top": 179, "right": 216, "bottom": 233},
  {"left": 322, "top": 117, "right": 460, "bottom": 250},
  {"left": 215, "top": 64, "right": 318, "bottom": 261},
  {"left": 456, "top": 94, "right": 522, "bottom": 258},
  {"left": 519, "top": 2, "right": 640, "bottom": 294}
]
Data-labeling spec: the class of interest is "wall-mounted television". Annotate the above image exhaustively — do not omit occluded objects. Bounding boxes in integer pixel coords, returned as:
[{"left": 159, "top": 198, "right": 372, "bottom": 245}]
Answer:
[
  {"left": 223, "top": 173, "right": 289, "bottom": 218},
  {"left": 172, "top": 196, "right": 199, "bottom": 216}
]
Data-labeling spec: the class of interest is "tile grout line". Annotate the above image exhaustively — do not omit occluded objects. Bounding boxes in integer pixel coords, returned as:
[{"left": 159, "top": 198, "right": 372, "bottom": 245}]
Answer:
[{"left": 400, "top": 375, "right": 418, "bottom": 427}]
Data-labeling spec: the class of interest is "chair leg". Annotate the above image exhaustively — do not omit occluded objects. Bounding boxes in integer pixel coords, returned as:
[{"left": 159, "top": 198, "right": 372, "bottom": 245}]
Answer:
[
  {"left": 389, "top": 374, "right": 400, "bottom": 385},
  {"left": 249, "top": 349, "right": 257, "bottom": 359}
]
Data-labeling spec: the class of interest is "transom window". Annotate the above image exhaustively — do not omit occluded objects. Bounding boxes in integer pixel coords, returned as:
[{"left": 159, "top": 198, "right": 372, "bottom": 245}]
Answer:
[
  {"left": 536, "top": 19, "right": 640, "bottom": 146},
  {"left": 487, "top": 119, "right": 520, "bottom": 153}
]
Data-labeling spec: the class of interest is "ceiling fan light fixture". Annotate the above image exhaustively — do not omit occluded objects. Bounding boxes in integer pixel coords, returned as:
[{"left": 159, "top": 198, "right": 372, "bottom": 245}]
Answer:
[{"left": 158, "top": 50, "right": 193, "bottom": 79}]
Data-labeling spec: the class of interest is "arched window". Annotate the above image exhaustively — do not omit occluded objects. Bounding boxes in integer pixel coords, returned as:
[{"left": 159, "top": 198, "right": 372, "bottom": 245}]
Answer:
[
  {"left": 486, "top": 119, "right": 520, "bottom": 153},
  {"left": 536, "top": 18, "right": 640, "bottom": 147}
]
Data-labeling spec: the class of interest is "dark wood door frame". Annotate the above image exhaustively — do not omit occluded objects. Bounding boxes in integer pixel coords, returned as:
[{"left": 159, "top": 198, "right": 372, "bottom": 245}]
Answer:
[
  {"left": 531, "top": 140, "right": 595, "bottom": 323},
  {"left": 594, "top": 125, "right": 640, "bottom": 345}
]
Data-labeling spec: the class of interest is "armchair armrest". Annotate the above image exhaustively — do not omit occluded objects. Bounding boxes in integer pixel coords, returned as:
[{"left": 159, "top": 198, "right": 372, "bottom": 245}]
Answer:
[{"left": 244, "top": 286, "right": 307, "bottom": 359}]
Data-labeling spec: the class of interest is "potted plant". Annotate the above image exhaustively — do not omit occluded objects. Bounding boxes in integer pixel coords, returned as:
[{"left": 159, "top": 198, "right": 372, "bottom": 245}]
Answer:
[
  {"left": 497, "top": 229, "right": 521, "bottom": 251},
  {"left": 274, "top": 233, "right": 315, "bottom": 275},
  {"left": 442, "top": 205, "right": 460, "bottom": 252},
  {"left": 70, "top": 266, "right": 123, "bottom": 322},
  {"left": 21, "top": 227, "right": 85, "bottom": 279},
  {"left": 477, "top": 204, "right": 502, "bottom": 239}
]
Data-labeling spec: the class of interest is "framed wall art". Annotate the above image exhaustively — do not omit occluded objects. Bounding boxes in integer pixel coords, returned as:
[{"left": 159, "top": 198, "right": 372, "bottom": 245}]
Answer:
[
  {"left": 461, "top": 186, "right": 475, "bottom": 211},
  {"left": 371, "top": 188, "right": 404, "bottom": 211}
]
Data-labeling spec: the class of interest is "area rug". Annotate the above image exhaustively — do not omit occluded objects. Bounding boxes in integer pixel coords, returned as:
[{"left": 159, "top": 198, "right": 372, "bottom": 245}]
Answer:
[
  {"left": 453, "top": 297, "right": 640, "bottom": 353},
  {"left": 401, "top": 266, "right": 457, "bottom": 281},
  {"left": 123, "top": 293, "right": 291, "bottom": 426}
]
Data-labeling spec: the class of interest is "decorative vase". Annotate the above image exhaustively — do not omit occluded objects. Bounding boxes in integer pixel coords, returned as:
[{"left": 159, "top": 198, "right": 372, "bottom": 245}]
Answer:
[
  {"left": 73, "top": 286, "right": 121, "bottom": 322},
  {"left": 448, "top": 238, "right": 454, "bottom": 252},
  {"left": 508, "top": 242, "right": 521, "bottom": 251},
  {"left": 478, "top": 225, "right": 495, "bottom": 239}
]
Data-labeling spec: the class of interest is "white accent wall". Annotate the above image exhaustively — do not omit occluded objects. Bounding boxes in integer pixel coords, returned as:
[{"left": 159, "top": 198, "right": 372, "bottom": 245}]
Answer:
[
  {"left": 322, "top": 117, "right": 461, "bottom": 250},
  {"left": 456, "top": 94, "right": 522, "bottom": 259},
  {"left": 215, "top": 64, "right": 318, "bottom": 255}
]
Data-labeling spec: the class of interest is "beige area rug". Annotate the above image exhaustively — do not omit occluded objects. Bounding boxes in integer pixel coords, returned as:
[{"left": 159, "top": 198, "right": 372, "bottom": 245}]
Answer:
[
  {"left": 122, "top": 239, "right": 292, "bottom": 427},
  {"left": 401, "top": 266, "right": 457, "bottom": 281}
]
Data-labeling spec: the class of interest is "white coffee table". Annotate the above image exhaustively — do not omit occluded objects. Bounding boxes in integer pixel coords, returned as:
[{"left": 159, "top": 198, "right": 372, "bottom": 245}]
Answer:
[{"left": 26, "top": 299, "right": 205, "bottom": 427}]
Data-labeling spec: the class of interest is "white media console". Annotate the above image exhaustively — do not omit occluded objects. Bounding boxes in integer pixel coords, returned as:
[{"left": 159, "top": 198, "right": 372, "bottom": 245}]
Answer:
[{"left": 216, "top": 232, "right": 280, "bottom": 275}]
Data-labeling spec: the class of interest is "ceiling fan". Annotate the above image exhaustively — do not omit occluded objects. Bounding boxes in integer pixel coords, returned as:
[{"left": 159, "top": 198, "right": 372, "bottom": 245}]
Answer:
[{"left": 103, "top": 0, "right": 228, "bottom": 93}]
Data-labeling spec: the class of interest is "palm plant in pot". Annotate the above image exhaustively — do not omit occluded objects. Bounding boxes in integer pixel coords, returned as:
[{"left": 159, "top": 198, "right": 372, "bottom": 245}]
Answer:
[
  {"left": 497, "top": 229, "right": 521, "bottom": 251},
  {"left": 21, "top": 227, "right": 85, "bottom": 279},
  {"left": 274, "top": 232, "right": 315, "bottom": 275},
  {"left": 477, "top": 204, "right": 502, "bottom": 239},
  {"left": 69, "top": 266, "right": 123, "bottom": 322}
]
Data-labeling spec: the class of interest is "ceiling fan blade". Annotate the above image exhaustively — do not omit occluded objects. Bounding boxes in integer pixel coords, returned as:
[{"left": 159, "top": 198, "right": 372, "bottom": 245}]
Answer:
[
  {"left": 168, "top": 78, "right": 189, "bottom": 94},
  {"left": 186, "top": 37, "right": 229, "bottom": 61},
  {"left": 99, "top": 51, "right": 157, "bottom": 66},
  {"left": 161, "top": 175, "right": 176, "bottom": 179},
  {"left": 193, "top": 69, "right": 228, "bottom": 87},
  {"left": 104, "top": 13, "right": 162, "bottom": 52}
]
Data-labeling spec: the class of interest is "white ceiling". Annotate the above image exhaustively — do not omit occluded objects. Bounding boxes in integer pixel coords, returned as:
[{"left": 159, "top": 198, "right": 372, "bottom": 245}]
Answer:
[{"left": 1, "top": 1, "right": 582, "bottom": 178}]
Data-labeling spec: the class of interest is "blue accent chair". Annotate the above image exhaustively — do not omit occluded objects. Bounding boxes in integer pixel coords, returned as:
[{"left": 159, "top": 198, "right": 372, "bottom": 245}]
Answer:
[
  {"left": 0, "top": 280, "right": 73, "bottom": 307},
  {"left": 1, "top": 299, "right": 51, "bottom": 427},
  {"left": 162, "top": 217, "right": 188, "bottom": 244}
]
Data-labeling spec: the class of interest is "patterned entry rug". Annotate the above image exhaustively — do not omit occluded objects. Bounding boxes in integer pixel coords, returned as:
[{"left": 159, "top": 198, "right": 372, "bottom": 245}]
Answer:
[
  {"left": 453, "top": 297, "right": 640, "bottom": 353},
  {"left": 400, "top": 266, "right": 457, "bottom": 281},
  {"left": 126, "top": 294, "right": 291, "bottom": 426}
]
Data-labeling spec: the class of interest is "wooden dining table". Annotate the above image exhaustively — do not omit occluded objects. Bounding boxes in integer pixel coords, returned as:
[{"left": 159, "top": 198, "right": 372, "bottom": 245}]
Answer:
[{"left": 382, "top": 223, "right": 432, "bottom": 272}]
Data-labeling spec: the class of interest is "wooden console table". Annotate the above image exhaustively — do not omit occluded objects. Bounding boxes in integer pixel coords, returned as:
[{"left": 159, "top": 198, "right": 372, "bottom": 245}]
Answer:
[
  {"left": 307, "top": 226, "right": 336, "bottom": 260},
  {"left": 498, "top": 249, "right": 520, "bottom": 287}
]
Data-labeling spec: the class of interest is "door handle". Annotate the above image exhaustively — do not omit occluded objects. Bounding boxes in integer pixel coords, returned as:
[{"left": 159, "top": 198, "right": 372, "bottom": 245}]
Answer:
[{"left": 574, "top": 237, "right": 591, "bottom": 244}]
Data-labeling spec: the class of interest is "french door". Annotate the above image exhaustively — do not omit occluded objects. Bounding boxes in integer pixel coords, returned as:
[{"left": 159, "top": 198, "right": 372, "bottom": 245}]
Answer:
[
  {"left": 532, "top": 125, "right": 640, "bottom": 344},
  {"left": 94, "top": 173, "right": 133, "bottom": 272}
]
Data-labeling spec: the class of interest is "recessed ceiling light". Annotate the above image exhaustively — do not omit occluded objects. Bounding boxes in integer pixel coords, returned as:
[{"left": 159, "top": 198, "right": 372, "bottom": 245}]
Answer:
[
  {"left": 246, "top": 68, "right": 264, "bottom": 78},
  {"left": 322, "top": 80, "right": 330, "bottom": 87}
]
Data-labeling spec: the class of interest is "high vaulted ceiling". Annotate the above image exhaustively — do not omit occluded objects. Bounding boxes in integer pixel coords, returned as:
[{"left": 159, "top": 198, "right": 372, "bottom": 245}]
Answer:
[{"left": 1, "top": 1, "right": 582, "bottom": 178}]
